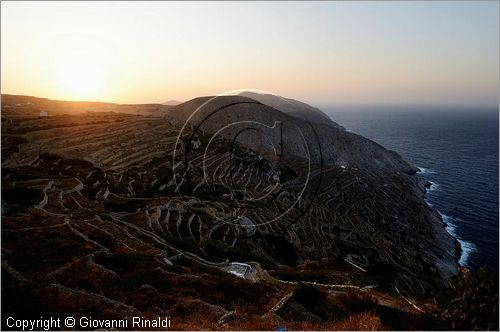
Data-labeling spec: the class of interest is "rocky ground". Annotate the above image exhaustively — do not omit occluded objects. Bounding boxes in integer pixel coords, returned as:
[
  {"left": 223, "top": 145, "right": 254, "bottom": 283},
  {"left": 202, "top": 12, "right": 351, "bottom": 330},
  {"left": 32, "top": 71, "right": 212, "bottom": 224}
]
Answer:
[{"left": 1, "top": 95, "right": 462, "bottom": 330}]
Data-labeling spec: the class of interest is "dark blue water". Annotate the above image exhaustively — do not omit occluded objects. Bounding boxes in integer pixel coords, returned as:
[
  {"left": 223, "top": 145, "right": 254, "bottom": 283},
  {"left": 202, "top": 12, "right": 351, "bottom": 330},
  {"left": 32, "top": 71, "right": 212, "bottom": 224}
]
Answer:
[{"left": 326, "top": 108, "right": 499, "bottom": 271}]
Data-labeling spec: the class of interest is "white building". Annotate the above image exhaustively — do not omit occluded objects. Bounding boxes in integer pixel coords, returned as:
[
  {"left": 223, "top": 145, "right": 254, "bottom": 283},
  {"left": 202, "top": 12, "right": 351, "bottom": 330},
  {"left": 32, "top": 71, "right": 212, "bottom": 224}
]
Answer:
[{"left": 226, "top": 262, "right": 251, "bottom": 278}]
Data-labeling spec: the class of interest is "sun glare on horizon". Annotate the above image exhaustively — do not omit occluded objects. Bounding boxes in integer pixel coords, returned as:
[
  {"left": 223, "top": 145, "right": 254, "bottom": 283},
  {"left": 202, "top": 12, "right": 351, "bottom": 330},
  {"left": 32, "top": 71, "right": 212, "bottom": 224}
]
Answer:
[
  {"left": 56, "top": 56, "right": 108, "bottom": 101},
  {"left": 1, "top": 1, "right": 498, "bottom": 105}
]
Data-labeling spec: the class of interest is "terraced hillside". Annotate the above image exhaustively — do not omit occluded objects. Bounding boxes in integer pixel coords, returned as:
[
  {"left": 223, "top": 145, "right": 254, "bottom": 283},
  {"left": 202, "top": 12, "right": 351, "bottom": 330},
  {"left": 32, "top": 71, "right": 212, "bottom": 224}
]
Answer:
[{"left": 1, "top": 94, "right": 460, "bottom": 330}]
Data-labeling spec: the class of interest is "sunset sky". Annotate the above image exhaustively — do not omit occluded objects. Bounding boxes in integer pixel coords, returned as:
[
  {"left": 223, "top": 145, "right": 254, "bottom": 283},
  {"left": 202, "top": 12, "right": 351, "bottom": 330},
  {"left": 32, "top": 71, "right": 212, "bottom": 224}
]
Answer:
[{"left": 1, "top": 1, "right": 498, "bottom": 107}]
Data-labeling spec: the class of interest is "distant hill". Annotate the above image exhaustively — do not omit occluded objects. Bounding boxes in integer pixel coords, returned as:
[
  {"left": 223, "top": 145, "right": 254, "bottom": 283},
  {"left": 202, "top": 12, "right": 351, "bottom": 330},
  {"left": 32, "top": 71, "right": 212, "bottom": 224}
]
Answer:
[
  {"left": 238, "top": 91, "right": 344, "bottom": 130},
  {"left": 0, "top": 94, "right": 172, "bottom": 117},
  {"left": 166, "top": 95, "right": 419, "bottom": 174},
  {"left": 162, "top": 100, "right": 182, "bottom": 106}
]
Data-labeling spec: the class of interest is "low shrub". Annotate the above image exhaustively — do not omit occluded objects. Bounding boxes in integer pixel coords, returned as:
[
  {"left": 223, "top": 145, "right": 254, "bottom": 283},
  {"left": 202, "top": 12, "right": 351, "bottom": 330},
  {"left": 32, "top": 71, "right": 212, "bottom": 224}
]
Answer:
[
  {"left": 434, "top": 266, "right": 498, "bottom": 330},
  {"left": 333, "top": 288, "right": 379, "bottom": 316}
]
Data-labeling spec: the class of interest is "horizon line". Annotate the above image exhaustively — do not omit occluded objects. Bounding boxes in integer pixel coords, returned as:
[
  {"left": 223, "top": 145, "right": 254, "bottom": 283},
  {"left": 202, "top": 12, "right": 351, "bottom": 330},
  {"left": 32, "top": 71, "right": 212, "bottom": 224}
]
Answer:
[{"left": 1, "top": 92, "right": 498, "bottom": 110}]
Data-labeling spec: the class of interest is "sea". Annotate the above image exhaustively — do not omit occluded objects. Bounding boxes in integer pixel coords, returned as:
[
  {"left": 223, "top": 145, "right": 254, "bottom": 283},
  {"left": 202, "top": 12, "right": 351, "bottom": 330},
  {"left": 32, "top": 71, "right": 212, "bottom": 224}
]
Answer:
[{"left": 326, "top": 107, "right": 498, "bottom": 271}]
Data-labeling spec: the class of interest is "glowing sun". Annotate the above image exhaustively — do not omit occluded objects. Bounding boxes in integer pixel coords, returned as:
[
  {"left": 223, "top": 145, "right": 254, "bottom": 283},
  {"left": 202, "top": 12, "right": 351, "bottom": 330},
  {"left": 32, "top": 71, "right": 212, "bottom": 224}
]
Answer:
[{"left": 57, "top": 58, "right": 107, "bottom": 100}]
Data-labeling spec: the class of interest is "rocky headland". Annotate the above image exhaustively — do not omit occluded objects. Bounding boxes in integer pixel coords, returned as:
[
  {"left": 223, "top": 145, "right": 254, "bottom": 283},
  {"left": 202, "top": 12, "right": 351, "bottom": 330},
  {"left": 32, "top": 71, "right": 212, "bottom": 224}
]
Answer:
[{"left": 1, "top": 93, "right": 464, "bottom": 330}]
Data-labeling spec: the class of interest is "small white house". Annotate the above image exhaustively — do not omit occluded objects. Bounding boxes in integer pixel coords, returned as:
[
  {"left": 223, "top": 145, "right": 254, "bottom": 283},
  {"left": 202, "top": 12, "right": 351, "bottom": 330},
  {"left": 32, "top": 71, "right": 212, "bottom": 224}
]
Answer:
[
  {"left": 39, "top": 111, "right": 48, "bottom": 117},
  {"left": 226, "top": 262, "right": 251, "bottom": 278}
]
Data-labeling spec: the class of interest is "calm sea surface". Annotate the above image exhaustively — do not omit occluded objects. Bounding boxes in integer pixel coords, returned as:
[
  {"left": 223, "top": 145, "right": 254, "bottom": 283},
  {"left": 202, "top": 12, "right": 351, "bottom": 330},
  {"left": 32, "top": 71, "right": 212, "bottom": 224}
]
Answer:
[{"left": 326, "top": 108, "right": 499, "bottom": 271}]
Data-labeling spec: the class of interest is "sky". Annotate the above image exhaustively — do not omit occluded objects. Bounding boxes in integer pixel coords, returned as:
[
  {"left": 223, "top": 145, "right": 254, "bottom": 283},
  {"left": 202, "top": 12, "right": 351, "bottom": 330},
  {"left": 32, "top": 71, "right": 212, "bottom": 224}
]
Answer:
[{"left": 1, "top": 1, "right": 499, "bottom": 107}]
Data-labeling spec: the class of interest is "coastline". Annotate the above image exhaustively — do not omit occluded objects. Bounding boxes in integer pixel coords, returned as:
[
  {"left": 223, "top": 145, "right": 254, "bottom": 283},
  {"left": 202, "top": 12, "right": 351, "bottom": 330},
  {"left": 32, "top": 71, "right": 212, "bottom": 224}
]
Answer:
[
  {"left": 415, "top": 168, "right": 463, "bottom": 280},
  {"left": 440, "top": 213, "right": 477, "bottom": 267},
  {"left": 417, "top": 167, "right": 479, "bottom": 268},
  {"left": 328, "top": 109, "right": 498, "bottom": 273}
]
